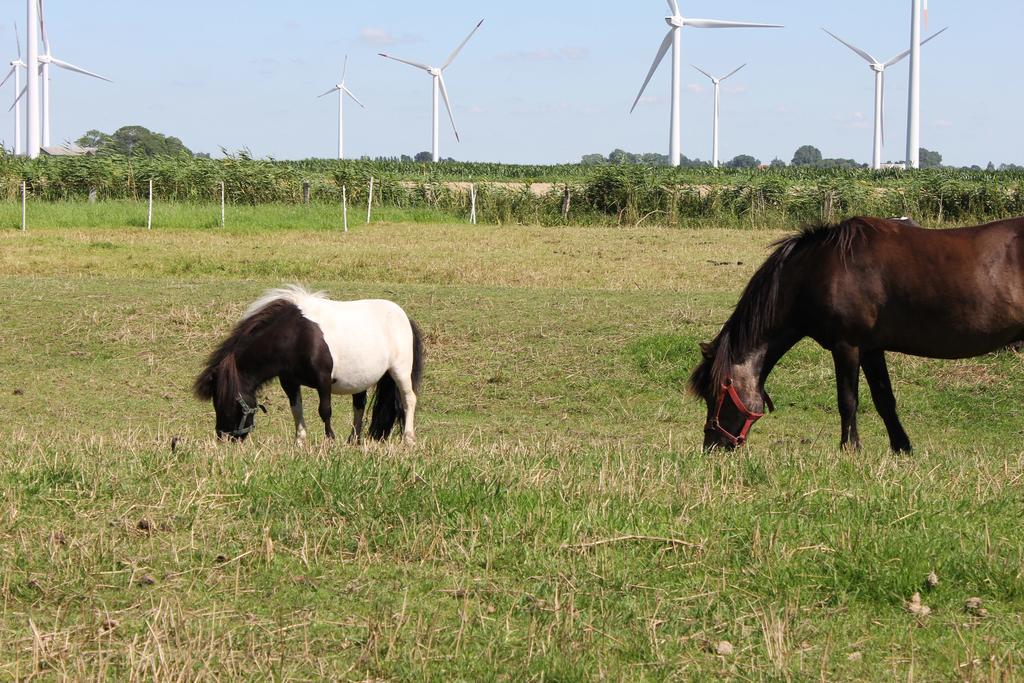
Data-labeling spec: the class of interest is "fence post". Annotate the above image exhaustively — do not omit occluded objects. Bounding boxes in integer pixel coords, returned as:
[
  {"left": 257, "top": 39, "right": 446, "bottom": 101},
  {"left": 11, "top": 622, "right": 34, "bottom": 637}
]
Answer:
[
  {"left": 21, "top": 181, "right": 26, "bottom": 232},
  {"left": 470, "top": 184, "right": 477, "bottom": 225},
  {"left": 147, "top": 179, "right": 154, "bottom": 230},
  {"left": 88, "top": 188, "right": 97, "bottom": 204},
  {"left": 303, "top": 181, "right": 311, "bottom": 205},
  {"left": 561, "top": 184, "right": 571, "bottom": 221},
  {"left": 220, "top": 181, "right": 226, "bottom": 227},
  {"left": 366, "top": 176, "right": 375, "bottom": 224},
  {"left": 342, "top": 185, "right": 348, "bottom": 232}
]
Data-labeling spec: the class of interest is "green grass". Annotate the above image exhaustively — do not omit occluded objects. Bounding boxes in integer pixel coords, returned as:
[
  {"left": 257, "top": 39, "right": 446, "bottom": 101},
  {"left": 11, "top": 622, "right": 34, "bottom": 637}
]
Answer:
[{"left": 0, "top": 219, "right": 1022, "bottom": 679}]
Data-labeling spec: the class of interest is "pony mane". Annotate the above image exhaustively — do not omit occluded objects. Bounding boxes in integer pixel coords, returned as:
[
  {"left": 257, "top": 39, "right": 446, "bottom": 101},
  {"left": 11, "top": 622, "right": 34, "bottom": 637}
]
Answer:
[
  {"left": 193, "top": 289, "right": 315, "bottom": 402},
  {"left": 688, "top": 217, "right": 893, "bottom": 400},
  {"left": 242, "top": 283, "right": 327, "bottom": 320}
]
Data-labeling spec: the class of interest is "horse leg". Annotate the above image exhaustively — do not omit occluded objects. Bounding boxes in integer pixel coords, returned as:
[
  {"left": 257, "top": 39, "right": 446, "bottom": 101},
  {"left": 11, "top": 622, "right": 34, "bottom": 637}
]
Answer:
[
  {"left": 831, "top": 344, "right": 861, "bottom": 450},
  {"left": 861, "top": 350, "right": 912, "bottom": 453},
  {"left": 393, "top": 371, "right": 418, "bottom": 446},
  {"left": 349, "top": 392, "right": 367, "bottom": 445},
  {"left": 317, "top": 384, "right": 335, "bottom": 441},
  {"left": 280, "top": 378, "right": 306, "bottom": 445}
]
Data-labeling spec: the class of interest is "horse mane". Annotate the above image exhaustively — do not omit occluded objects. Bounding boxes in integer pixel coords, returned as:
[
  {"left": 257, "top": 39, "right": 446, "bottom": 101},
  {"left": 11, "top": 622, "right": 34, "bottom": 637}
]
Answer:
[
  {"left": 242, "top": 283, "right": 326, "bottom": 320},
  {"left": 193, "top": 287, "right": 320, "bottom": 402},
  {"left": 688, "top": 216, "right": 894, "bottom": 400}
]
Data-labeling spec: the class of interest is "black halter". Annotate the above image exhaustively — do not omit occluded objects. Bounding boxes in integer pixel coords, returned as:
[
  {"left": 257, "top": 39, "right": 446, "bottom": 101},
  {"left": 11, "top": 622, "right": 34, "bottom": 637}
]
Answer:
[{"left": 228, "top": 396, "right": 266, "bottom": 438}]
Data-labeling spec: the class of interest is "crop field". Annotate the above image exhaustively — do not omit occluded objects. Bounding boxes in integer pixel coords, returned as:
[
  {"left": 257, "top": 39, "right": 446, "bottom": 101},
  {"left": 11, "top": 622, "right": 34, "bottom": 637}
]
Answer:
[{"left": 1, "top": 214, "right": 1023, "bottom": 679}]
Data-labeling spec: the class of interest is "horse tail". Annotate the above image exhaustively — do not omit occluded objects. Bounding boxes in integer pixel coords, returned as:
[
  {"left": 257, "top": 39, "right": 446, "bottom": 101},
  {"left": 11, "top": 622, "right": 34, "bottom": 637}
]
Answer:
[
  {"left": 410, "top": 318, "right": 424, "bottom": 394},
  {"left": 368, "top": 317, "right": 424, "bottom": 441}
]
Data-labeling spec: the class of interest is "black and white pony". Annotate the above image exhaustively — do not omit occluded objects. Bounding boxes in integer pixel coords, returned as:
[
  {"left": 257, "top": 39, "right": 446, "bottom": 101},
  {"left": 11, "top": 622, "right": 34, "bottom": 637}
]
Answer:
[{"left": 194, "top": 285, "right": 423, "bottom": 445}]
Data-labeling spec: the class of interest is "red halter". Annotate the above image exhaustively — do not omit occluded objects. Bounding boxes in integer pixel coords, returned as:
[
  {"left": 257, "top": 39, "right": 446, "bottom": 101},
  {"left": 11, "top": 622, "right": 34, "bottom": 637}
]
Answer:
[{"left": 705, "top": 378, "right": 764, "bottom": 448}]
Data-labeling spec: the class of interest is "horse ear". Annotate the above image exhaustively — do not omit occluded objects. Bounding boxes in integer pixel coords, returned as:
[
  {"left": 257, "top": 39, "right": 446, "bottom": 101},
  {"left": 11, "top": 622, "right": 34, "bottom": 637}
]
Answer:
[
  {"left": 762, "top": 389, "right": 775, "bottom": 413},
  {"left": 193, "top": 368, "right": 218, "bottom": 401},
  {"left": 699, "top": 342, "right": 713, "bottom": 359}
]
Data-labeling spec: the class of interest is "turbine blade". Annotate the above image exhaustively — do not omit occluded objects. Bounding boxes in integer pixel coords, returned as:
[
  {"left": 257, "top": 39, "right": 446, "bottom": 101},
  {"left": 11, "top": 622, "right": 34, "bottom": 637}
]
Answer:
[
  {"left": 14, "top": 21, "right": 21, "bottom": 60},
  {"left": 883, "top": 27, "right": 948, "bottom": 67},
  {"left": 341, "top": 54, "right": 348, "bottom": 83},
  {"left": 630, "top": 30, "right": 674, "bottom": 113},
  {"left": 0, "top": 66, "right": 16, "bottom": 89},
  {"left": 9, "top": 83, "right": 26, "bottom": 112},
  {"left": 49, "top": 57, "right": 112, "bottom": 82},
  {"left": 443, "top": 19, "right": 484, "bottom": 69},
  {"left": 38, "top": 0, "right": 49, "bottom": 52},
  {"left": 437, "top": 74, "right": 460, "bottom": 142},
  {"left": 342, "top": 86, "right": 365, "bottom": 108},
  {"left": 822, "top": 28, "right": 877, "bottom": 64},
  {"left": 318, "top": 86, "right": 340, "bottom": 98},
  {"left": 691, "top": 64, "right": 716, "bottom": 81},
  {"left": 379, "top": 53, "right": 431, "bottom": 72},
  {"left": 667, "top": 0, "right": 680, "bottom": 17},
  {"left": 721, "top": 63, "right": 746, "bottom": 81},
  {"left": 683, "top": 18, "right": 783, "bottom": 29}
]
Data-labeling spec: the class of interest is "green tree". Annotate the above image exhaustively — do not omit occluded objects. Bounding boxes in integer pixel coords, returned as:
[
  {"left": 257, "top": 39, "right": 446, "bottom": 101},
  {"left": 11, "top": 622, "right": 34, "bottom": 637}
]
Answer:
[
  {"left": 581, "top": 153, "right": 607, "bottom": 165},
  {"left": 919, "top": 148, "right": 943, "bottom": 169},
  {"left": 792, "top": 145, "right": 823, "bottom": 166},
  {"left": 78, "top": 125, "right": 192, "bottom": 157},
  {"left": 725, "top": 154, "right": 761, "bottom": 169},
  {"left": 414, "top": 151, "right": 433, "bottom": 163}
]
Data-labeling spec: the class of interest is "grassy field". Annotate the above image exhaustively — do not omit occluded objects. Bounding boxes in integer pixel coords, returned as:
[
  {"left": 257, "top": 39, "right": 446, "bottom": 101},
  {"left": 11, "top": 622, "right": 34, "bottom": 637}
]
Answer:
[{"left": 1, "top": 217, "right": 1022, "bottom": 680}]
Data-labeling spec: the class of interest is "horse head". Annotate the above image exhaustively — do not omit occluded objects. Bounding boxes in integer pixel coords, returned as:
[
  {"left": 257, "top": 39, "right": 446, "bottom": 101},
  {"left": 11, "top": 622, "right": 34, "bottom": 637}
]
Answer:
[
  {"left": 692, "top": 341, "right": 774, "bottom": 451},
  {"left": 195, "top": 355, "right": 264, "bottom": 442}
]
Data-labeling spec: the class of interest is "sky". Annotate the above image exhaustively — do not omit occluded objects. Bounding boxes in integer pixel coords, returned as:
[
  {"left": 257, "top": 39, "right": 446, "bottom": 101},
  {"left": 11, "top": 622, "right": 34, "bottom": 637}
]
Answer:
[{"left": 1, "top": 1, "right": 1021, "bottom": 167}]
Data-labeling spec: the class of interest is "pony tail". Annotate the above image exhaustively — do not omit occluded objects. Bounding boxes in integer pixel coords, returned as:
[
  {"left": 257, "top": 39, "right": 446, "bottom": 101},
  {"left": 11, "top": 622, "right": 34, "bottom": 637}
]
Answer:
[
  {"left": 410, "top": 319, "right": 424, "bottom": 394},
  {"left": 367, "top": 373, "right": 403, "bottom": 441},
  {"left": 368, "top": 318, "right": 423, "bottom": 440}
]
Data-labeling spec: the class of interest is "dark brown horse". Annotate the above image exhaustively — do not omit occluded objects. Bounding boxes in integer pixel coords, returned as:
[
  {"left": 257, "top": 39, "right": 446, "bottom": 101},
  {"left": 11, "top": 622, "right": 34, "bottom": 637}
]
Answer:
[{"left": 690, "top": 216, "right": 1024, "bottom": 451}]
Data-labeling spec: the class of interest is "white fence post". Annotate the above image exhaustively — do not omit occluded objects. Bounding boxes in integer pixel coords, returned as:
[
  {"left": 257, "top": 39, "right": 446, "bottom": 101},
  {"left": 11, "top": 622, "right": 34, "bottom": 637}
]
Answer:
[
  {"left": 220, "top": 181, "right": 226, "bottom": 228},
  {"left": 147, "top": 179, "right": 154, "bottom": 230},
  {"left": 366, "top": 176, "right": 375, "bottom": 224},
  {"left": 470, "top": 184, "right": 477, "bottom": 225},
  {"left": 21, "top": 181, "right": 26, "bottom": 232},
  {"left": 342, "top": 185, "right": 348, "bottom": 232}
]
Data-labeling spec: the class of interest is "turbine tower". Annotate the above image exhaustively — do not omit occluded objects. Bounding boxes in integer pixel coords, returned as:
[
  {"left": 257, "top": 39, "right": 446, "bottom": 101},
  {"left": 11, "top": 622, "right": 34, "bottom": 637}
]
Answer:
[
  {"left": 631, "top": 0, "right": 781, "bottom": 167},
  {"left": 691, "top": 63, "right": 745, "bottom": 168},
  {"left": 37, "top": 0, "right": 112, "bottom": 149},
  {"left": 824, "top": 27, "right": 946, "bottom": 170},
  {"left": 907, "top": 0, "right": 927, "bottom": 169},
  {"left": 26, "top": 0, "right": 39, "bottom": 157},
  {"left": 318, "top": 56, "right": 365, "bottom": 160},
  {"left": 1, "top": 25, "right": 25, "bottom": 155},
  {"left": 380, "top": 19, "right": 484, "bottom": 163}
]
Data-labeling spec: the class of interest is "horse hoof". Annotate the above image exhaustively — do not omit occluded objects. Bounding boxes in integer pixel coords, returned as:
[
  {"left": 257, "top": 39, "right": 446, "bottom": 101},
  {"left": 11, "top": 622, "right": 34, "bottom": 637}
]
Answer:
[{"left": 403, "top": 436, "right": 417, "bottom": 448}]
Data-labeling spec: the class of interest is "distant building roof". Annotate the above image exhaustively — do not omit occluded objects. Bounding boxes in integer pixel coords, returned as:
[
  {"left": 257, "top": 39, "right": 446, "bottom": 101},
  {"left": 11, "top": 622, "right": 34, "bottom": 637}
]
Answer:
[{"left": 41, "top": 143, "right": 97, "bottom": 156}]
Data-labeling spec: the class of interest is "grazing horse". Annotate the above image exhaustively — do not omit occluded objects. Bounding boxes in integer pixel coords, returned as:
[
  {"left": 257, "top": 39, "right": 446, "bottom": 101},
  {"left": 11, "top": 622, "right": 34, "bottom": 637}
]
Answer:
[
  {"left": 194, "top": 285, "right": 423, "bottom": 445},
  {"left": 690, "top": 216, "right": 1024, "bottom": 451}
]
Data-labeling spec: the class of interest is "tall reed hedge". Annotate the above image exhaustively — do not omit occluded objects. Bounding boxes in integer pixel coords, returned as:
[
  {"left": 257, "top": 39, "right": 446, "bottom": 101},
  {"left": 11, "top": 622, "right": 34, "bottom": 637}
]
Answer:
[{"left": 2, "top": 152, "right": 1022, "bottom": 227}]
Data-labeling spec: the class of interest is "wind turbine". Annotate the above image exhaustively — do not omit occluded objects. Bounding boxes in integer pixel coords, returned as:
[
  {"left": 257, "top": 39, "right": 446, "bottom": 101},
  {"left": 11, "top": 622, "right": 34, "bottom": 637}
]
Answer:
[
  {"left": 690, "top": 63, "right": 745, "bottom": 168},
  {"left": 824, "top": 27, "right": 947, "bottom": 170},
  {"left": 37, "top": 0, "right": 112, "bottom": 149},
  {"left": 631, "top": 0, "right": 781, "bottom": 167},
  {"left": 1, "top": 24, "right": 25, "bottom": 155},
  {"left": 318, "top": 56, "right": 364, "bottom": 160},
  {"left": 379, "top": 19, "right": 484, "bottom": 163}
]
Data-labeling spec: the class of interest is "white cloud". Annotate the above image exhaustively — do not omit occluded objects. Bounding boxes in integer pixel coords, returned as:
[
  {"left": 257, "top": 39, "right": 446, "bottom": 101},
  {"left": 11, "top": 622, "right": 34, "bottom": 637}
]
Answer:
[
  {"left": 498, "top": 47, "right": 590, "bottom": 62},
  {"left": 686, "top": 83, "right": 705, "bottom": 94},
  {"left": 834, "top": 111, "right": 870, "bottom": 129},
  {"left": 359, "top": 28, "right": 421, "bottom": 47}
]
